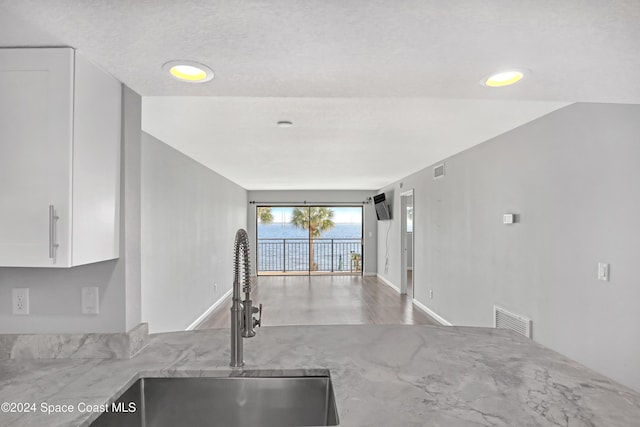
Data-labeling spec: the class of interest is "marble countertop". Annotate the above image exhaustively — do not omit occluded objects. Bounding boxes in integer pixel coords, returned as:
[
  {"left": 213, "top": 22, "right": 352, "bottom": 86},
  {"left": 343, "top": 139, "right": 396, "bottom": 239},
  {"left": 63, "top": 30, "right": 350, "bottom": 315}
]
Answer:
[{"left": 1, "top": 324, "right": 639, "bottom": 426}]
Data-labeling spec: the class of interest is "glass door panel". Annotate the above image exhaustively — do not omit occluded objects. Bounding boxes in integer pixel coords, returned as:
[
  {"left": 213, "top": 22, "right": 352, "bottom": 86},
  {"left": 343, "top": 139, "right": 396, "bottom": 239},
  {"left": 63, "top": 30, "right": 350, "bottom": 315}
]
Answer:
[{"left": 256, "top": 206, "right": 363, "bottom": 276}]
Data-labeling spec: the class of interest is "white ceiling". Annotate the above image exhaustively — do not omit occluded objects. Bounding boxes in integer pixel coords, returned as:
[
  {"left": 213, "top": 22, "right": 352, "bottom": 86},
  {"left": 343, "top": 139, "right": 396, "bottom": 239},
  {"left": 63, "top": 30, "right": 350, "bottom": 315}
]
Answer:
[
  {"left": 142, "top": 97, "right": 567, "bottom": 190},
  {"left": 1, "top": 1, "right": 637, "bottom": 189}
]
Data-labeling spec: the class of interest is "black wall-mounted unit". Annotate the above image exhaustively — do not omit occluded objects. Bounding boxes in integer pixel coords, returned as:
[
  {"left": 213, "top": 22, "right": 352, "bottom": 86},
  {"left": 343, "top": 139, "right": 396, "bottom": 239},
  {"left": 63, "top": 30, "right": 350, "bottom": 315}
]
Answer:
[{"left": 373, "top": 193, "right": 392, "bottom": 221}]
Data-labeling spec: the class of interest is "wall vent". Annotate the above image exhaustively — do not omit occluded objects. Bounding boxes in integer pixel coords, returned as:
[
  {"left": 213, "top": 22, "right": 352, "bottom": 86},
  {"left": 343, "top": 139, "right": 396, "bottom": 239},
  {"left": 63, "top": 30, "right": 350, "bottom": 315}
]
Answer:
[
  {"left": 493, "top": 305, "right": 532, "bottom": 338},
  {"left": 433, "top": 163, "right": 445, "bottom": 179}
]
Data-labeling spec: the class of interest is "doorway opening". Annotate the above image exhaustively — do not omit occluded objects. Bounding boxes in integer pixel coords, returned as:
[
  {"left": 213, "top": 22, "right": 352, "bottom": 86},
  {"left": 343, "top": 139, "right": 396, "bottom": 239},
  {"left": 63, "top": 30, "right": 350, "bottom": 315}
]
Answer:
[
  {"left": 400, "top": 191, "right": 414, "bottom": 297},
  {"left": 256, "top": 206, "right": 363, "bottom": 276}
]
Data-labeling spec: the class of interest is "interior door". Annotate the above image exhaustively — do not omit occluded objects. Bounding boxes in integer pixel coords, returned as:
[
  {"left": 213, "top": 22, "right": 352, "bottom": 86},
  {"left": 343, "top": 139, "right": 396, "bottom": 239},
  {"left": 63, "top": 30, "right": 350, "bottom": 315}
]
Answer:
[{"left": 400, "top": 191, "right": 414, "bottom": 296}]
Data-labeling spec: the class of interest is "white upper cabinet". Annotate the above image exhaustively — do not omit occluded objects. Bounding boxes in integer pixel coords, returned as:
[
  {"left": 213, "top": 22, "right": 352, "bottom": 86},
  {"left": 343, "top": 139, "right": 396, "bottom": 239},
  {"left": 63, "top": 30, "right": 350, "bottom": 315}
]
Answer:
[{"left": 0, "top": 48, "right": 121, "bottom": 267}]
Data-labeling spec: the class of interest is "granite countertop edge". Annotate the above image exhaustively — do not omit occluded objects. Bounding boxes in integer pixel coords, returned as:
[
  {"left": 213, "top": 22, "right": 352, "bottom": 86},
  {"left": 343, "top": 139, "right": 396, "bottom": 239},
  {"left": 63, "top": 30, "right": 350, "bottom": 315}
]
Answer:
[{"left": 0, "top": 324, "right": 639, "bottom": 427}]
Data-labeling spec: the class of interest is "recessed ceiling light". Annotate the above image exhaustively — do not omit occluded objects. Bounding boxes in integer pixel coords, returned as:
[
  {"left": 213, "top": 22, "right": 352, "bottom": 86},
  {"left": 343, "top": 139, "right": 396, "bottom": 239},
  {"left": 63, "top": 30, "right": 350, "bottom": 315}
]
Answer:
[
  {"left": 482, "top": 69, "right": 527, "bottom": 87},
  {"left": 162, "top": 60, "right": 214, "bottom": 83},
  {"left": 277, "top": 121, "right": 293, "bottom": 128}
]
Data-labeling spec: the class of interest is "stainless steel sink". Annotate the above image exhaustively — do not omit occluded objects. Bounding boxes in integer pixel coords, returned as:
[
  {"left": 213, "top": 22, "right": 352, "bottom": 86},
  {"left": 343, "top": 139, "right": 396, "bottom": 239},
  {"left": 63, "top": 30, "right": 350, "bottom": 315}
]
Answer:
[{"left": 90, "top": 370, "right": 339, "bottom": 427}]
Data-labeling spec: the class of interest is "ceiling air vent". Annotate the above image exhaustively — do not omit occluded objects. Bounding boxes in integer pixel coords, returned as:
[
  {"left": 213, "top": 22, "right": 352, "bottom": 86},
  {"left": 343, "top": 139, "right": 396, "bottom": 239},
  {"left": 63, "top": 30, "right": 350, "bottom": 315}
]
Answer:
[
  {"left": 494, "top": 305, "right": 532, "bottom": 338},
  {"left": 433, "top": 163, "right": 445, "bottom": 179}
]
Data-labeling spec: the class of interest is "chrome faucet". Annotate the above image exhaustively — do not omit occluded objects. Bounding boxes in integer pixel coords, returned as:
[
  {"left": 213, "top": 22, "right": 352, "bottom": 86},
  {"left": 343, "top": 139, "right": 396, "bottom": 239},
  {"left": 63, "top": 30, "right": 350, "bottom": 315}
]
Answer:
[{"left": 230, "top": 229, "right": 262, "bottom": 367}]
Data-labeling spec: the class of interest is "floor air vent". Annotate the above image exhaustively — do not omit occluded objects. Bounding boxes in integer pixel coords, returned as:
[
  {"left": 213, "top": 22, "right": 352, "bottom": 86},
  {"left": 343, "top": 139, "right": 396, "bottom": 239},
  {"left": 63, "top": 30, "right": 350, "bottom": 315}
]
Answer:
[{"left": 493, "top": 306, "right": 531, "bottom": 338}]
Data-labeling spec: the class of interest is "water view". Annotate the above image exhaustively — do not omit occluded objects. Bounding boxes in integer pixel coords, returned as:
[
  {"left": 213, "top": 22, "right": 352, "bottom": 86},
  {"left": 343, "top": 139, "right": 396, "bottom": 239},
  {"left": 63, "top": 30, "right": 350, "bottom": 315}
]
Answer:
[
  {"left": 257, "top": 207, "right": 363, "bottom": 274},
  {"left": 258, "top": 223, "right": 362, "bottom": 239}
]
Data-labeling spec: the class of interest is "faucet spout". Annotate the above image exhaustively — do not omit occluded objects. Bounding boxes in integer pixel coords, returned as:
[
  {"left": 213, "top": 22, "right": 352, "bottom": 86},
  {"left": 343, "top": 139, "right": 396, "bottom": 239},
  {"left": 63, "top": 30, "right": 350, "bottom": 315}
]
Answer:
[{"left": 230, "top": 229, "right": 261, "bottom": 367}]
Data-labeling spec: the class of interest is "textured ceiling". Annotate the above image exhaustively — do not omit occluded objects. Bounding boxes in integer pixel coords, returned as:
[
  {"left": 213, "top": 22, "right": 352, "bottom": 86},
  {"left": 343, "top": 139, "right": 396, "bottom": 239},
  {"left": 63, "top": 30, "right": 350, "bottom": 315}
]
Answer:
[
  {"left": 1, "top": 1, "right": 635, "bottom": 189},
  {"left": 142, "top": 97, "right": 567, "bottom": 190},
  {"left": 1, "top": 0, "right": 639, "bottom": 102}
]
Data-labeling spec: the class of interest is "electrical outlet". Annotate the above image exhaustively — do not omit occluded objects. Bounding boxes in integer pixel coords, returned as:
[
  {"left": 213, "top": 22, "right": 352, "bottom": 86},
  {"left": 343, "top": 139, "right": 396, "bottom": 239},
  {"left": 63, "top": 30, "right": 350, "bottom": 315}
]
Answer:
[
  {"left": 429, "top": 290, "right": 434, "bottom": 299},
  {"left": 12, "top": 288, "right": 30, "bottom": 315},
  {"left": 213, "top": 283, "right": 218, "bottom": 293}
]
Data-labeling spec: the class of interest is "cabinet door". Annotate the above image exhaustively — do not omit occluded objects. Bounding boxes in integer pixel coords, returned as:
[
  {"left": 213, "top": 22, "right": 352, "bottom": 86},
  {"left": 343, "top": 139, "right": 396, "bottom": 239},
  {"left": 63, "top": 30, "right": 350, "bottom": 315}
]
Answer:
[
  {"left": 0, "top": 48, "right": 73, "bottom": 267},
  {"left": 71, "top": 53, "right": 121, "bottom": 266}
]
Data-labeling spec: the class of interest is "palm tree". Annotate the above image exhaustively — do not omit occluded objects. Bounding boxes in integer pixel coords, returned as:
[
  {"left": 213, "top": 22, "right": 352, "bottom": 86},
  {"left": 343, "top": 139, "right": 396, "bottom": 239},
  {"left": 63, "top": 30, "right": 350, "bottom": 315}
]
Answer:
[
  {"left": 291, "top": 207, "right": 335, "bottom": 270},
  {"left": 257, "top": 207, "right": 274, "bottom": 224}
]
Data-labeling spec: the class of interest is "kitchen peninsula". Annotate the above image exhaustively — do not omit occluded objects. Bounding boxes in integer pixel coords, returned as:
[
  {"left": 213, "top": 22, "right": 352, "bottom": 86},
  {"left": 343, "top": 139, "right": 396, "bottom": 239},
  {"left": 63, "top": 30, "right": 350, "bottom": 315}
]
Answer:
[{"left": 1, "top": 324, "right": 639, "bottom": 426}]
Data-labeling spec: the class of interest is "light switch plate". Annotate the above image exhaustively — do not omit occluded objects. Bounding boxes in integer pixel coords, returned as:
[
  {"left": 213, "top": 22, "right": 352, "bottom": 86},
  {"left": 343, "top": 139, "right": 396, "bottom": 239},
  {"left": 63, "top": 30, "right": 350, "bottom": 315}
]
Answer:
[
  {"left": 597, "top": 263, "right": 610, "bottom": 281},
  {"left": 82, "top": 287, "right": 99, "bottom": 314},
  {"left": 503, "top": 214, "right": 515, "bottom": 224}
]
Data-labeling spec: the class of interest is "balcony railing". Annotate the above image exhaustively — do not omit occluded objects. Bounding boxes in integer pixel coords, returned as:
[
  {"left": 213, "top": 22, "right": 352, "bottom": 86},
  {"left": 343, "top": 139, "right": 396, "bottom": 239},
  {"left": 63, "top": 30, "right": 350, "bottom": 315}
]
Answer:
[{"left": 257, "top": 238, "right": 362, "bottom": 273}]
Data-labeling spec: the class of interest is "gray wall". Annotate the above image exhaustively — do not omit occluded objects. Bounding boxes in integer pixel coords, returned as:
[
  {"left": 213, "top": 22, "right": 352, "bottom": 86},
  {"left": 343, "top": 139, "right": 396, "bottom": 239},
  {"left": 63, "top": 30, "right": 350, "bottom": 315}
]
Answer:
[
  {"left": 0, "top": 86, "right": 142, "bottom": 334},
  {"left": 247, "top": 190, "right": 377, "bottom": 276},
  {"left": 377, "top": 103, "right": 640, "bottom": 392},
  {"left": 141, "top": 132, "right": 247, "bottom": 333},
  {"left": 122, "top": 87, "right": 142, "bottom": 331}
]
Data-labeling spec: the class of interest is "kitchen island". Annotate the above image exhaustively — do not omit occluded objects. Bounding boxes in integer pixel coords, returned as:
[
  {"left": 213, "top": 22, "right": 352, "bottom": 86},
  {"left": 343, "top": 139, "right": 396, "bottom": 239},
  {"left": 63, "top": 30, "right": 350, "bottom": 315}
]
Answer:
[{"left": 1, "top": 324, "right": 639, "bottom": 426}]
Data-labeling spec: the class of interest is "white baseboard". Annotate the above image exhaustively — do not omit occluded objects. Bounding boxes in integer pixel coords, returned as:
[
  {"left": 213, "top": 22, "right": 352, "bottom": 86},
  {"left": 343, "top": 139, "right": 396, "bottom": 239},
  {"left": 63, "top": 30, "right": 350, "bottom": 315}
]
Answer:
[
  {"left": 186, "top": 288, "right": 233, "bottom": 331},
  {"left": 412, "top": 299, "right": 452, "bottom": 326},
  {"left": 376, "top": 273, "right": 401, "bottom": 294},
  {"left": 364, "top": 272, "right": 377, "bottom": 277}
]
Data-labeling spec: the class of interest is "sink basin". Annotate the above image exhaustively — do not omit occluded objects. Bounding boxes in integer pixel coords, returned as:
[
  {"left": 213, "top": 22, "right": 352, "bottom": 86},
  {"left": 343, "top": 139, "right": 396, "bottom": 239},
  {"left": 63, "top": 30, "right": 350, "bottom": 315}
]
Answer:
[{"left": 90, "top": 370, "right": 339, "bottom": 427}]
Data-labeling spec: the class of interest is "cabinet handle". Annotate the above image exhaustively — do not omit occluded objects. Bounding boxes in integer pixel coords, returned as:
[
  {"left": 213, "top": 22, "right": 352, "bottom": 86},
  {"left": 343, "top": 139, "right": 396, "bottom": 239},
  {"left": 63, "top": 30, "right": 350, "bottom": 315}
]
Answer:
[{"left": 49, "top": 205, "right": 59, "bottom": 261}]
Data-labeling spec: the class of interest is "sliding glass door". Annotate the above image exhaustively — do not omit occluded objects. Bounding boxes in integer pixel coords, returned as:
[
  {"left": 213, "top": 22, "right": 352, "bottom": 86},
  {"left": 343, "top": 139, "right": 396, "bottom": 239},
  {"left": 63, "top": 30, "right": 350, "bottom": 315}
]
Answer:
[{"left": 256, "top": 206, "right": 363, "bottom": 276}]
